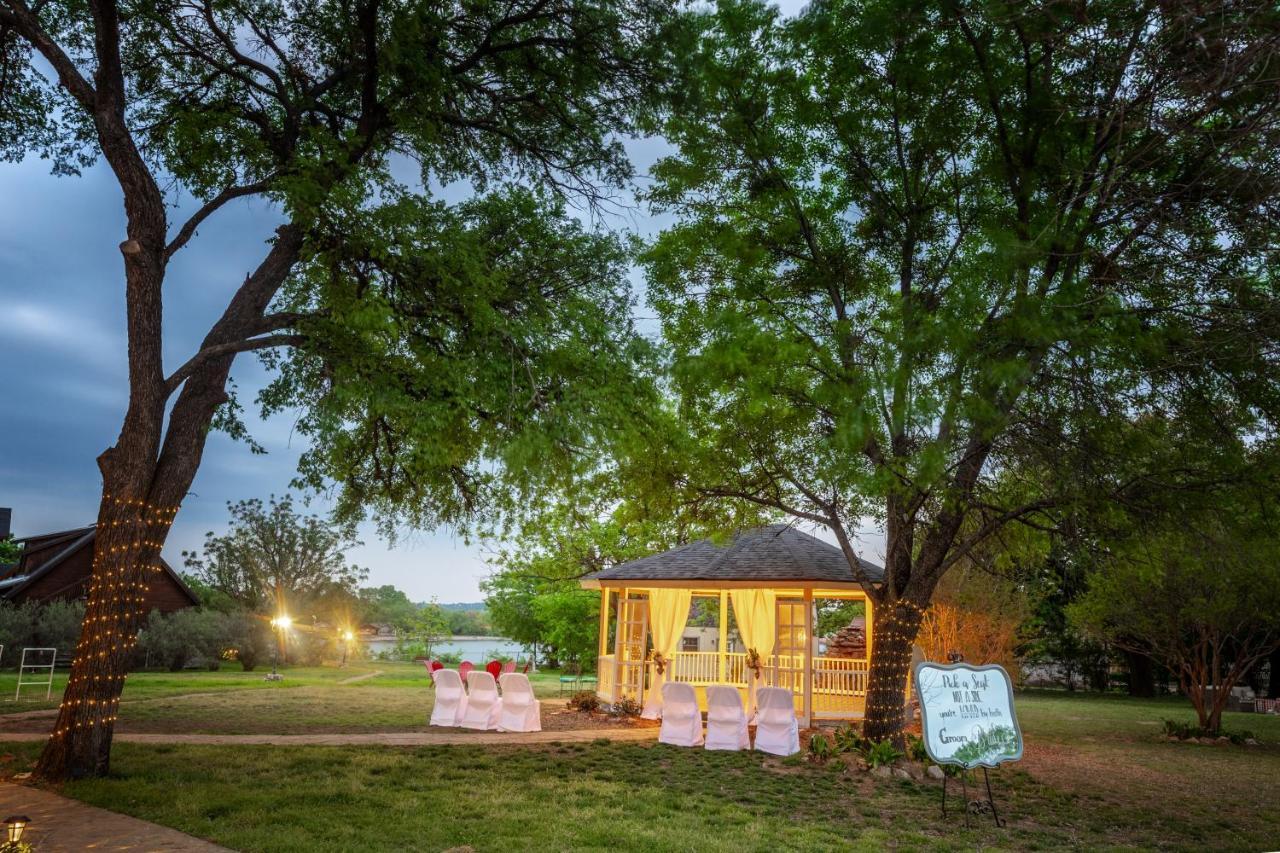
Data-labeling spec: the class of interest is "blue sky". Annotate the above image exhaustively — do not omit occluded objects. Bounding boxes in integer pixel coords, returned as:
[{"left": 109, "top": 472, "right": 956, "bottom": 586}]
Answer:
[{"left": 0, "top": 0, "right": 889, "bottom": 603}]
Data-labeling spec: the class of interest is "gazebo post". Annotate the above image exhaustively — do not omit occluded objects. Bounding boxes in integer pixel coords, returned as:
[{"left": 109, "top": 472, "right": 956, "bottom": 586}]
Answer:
[
  {"left": 717, "top": 589, "right": 728, "bottom": 683},
  {"left": 802, "top": 587, "right": 813, "bottom": 727}
]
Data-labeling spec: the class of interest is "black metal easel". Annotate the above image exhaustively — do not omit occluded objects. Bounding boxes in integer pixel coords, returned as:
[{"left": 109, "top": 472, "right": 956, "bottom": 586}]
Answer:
[{"left": 940, "top": 766, "right": 1005, "bottom": 827}]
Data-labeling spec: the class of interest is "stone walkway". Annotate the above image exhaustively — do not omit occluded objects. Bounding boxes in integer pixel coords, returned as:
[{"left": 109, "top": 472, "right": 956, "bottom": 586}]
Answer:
[
  {"left": 0, "top": 783, "right": 229, "bottom": 851},
  {"left": 0, "top": 727, "right": 657, "bottom": 746}
]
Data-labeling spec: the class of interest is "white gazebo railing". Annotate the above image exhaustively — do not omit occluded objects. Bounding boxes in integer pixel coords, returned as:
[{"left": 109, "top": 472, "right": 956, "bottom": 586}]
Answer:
[{"left": 596, "top": 650, "right": 870, "bottom": 717}]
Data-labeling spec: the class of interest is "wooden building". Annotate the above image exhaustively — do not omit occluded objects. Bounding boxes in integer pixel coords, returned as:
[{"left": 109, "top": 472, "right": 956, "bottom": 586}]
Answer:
[{"left": 0, "top": 526, "right": 198, "bottom": 611}]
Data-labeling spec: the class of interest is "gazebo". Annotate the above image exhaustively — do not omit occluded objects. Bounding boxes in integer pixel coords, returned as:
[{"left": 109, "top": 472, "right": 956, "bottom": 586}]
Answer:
[{"left": 580, "top": 524, "right": 887, "bottom": 726}]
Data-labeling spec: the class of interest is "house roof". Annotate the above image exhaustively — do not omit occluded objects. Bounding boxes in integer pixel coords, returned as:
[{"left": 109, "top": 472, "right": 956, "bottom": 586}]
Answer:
[
  {"left": 583, "top": 524, "right": 884, "bottom": 587},
  {"left": 3, "top": 526, "right": 199, "bottom": 606}
]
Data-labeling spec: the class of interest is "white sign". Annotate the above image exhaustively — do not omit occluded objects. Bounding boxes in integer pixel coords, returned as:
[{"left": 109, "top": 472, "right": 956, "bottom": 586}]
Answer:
[{"left": 913, "top": 662, "right": 1023, "bottom": 769}]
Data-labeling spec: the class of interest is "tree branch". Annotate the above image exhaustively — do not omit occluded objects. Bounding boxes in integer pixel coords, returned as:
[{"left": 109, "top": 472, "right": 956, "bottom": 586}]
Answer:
[
  {"left": 165, "top": 178, "right": 273, "bottom": 260},
  {"left": 165, "top": 333, "right": 303, "bottom": 394}
]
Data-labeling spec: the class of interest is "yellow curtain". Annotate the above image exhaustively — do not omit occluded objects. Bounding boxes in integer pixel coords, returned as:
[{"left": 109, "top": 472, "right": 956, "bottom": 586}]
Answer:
[
  {"left": 641, "top": 588, "right": 691, "bottom": 718},
  {"left": 731, "top": 588, "right": 777, "bottom": 713}
]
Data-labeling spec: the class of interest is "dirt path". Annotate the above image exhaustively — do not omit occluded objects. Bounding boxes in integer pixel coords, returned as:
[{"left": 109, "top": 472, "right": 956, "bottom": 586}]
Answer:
[
  {"left": 0, "top": 782, "right": 229, "bottom": 851},
  {"left": 336, "top": 669, "right": 384, "bottom": 684},
  {"left": 0, "top": 727, "right": 658, "bottom": 746}
]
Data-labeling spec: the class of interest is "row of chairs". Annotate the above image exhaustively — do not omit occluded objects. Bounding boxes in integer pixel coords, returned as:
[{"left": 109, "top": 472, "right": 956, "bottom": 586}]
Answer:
[
  {"left": 659, "top": 683, "right": 800, "bottom": 756},
  {"left": 423, "top": 659, "right": 529, "bottom": 682},
  {"left": 429, "top": 669, "right": 542, "bottom": 733}
]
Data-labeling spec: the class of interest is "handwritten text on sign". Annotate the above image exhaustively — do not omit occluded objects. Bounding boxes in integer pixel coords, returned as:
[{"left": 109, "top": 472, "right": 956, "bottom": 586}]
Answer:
[{"left": 913, "top": 662, "right": 1023, "bottom": 768}]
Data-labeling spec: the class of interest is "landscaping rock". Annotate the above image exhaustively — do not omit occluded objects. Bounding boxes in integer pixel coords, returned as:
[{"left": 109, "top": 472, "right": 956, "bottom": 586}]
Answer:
[
  {"left": 926, "top": 765, "right": 946, "bottom": 780},
  {"left": 1245, "top": 738, "right": 1259, "bottom": 746},
  {"left": 892, "top": 767, "right": 913, "bottom": 781},
  {"left": 871, "top": 765, "right": 893, "bottom": 779}
]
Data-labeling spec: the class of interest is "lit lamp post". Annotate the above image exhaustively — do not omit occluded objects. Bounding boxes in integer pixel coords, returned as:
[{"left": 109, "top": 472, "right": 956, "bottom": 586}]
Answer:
[
  {"left": 3, "top": 815, "right": 30, "bottom": 849},
  {"left": 341, "top": 630, "right": 354, "bottom": 667},
  {"left": 266, "top": 614, "right": 292, "bottom": 682}
]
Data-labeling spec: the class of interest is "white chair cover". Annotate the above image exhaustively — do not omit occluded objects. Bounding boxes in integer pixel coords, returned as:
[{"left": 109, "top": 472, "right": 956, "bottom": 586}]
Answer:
[
  {"left": 429, "top": 669, "right": 468, "bottom": 727},
  {"left": 459, "top": 671, "right": 504, "bottom": 730},
  {"left": 753, "top": 686, "right": 800, "bottom": 756},
  {"left": 497, "top": 673, "right": 542, "bottom": 732},
  {"left": 704, "top": 684, "right": 750, "bottom": 751},
  {"left": 658, "top": 682, "right": 703, "bottom": 747}
]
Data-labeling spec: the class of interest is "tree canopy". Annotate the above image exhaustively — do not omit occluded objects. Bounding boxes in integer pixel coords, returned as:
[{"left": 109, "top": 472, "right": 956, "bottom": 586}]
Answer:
[{"left": 640, "top": 0, "right": 1280, "bottom": 738}]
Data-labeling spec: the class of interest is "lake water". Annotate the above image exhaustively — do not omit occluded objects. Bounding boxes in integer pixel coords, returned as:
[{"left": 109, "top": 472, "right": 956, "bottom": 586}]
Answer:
[{"left": 365, "top": 635, "right": 526, "bottom": 661}]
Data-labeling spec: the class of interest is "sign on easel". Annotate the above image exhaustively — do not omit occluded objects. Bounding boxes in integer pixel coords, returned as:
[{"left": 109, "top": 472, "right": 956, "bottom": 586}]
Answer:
[{"left": 913, "top": 661, "right": 1022, "bottom": 826}]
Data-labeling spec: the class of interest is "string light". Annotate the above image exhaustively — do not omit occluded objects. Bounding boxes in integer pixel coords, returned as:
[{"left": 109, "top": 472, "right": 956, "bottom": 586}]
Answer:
[{"left": 46, "top": 495, "right": 182, "bottom": 742}]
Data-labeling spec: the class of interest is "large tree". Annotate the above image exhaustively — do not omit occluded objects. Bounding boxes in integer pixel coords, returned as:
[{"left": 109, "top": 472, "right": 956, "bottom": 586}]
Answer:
[
  {"left": 0, "top": 0, "right": 665, "bottom": 778},
  {"left": 182, "top": 494, "right": 366, "bottom": 615},
  {"left": 643, "top": 0, "right": 1280, "bottom": 739}
]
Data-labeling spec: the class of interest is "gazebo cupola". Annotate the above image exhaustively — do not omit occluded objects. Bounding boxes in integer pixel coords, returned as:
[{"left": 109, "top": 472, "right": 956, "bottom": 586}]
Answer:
[{"left": 580, "top": 524, "right": 885, "bottom": 725}]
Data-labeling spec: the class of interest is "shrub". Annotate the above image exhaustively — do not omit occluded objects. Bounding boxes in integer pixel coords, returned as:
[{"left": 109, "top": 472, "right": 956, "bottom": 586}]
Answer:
[
  {"left": 226, "top": 612, "right": 273, "bottom": 671},
  {"left": 864, "top": 739, "right": 904, "bottom": 769},
  {"left": 832, "top": 723, "right": 868, "bottom": 755},
  {"left": 807, "top": 733, "right": 833, "bottom": 763},
  {"left": 905, "top": 733, "right": 930, "bottom": 763},
  {"left": 0, "top": 600, "right": 40, "bottom": 661},
  {"left": 1162, "top": 718, "right": 1255, "bottom": 744},
  {"left": 567, "top": 691, "right": 601, "bottom": 713},
  {"left": 34, "top": 599, "right": 85, "bottom": 652},
  {"left": 610, "top": 697, "right": 642, "bottom": 717}
]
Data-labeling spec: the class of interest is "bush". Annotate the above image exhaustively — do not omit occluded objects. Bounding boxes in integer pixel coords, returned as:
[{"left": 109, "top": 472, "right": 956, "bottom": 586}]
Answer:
[
  {"left": 1162, "top": 718, "right": 1254, "bottom": 744},
  {"left": 226, "top": 612, "right": 273, "bottom": 671},
  {"left": 610, "top": 697, "right": 642, "bottom": 717},
  {"left": 864, "top": 739, "right": 904, "bottom": 769},
  {"left": 567, "top": 691, "right": 601, "bottom": 713},
  {"left": 807, "top": 733, "right": 833, "bottom": 763},
  {"left": 0, "top": 600, "right": 40, "bottom": 661},
  {"left": 34, "top": 599, "right": 85, "bottom": 651},
  {"left": 905, "top": 733, "right": 930, "bottom": 763}
]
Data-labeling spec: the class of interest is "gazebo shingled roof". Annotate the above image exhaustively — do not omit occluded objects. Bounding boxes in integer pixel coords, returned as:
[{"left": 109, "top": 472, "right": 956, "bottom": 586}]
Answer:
[{"left": 584, "top": 523, "right": 884, "bottom": 586}]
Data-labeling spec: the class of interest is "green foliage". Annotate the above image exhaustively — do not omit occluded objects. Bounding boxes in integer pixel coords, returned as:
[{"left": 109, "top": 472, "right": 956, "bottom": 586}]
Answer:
[
  {"left": 182, "top": 496, "right": 367, "bottom": 616},
  {"left": 863, "top": 739, "right": 904, "bottom": 769},
  {"left": 0, "top": 599, "right": 85, "bottom": 658},
  {"left": 639, "top": 0, "right": 1280, "bottom": 727},
  {"left": 904, "top": 734, "right": 928, "bottom": 764},
  {"left": 1071, "top": 501, "right": 1280, "bottom": 732},
  {"left": 1161, "top": 719, "right": 1255, "bottom": 745},
  {"left": 265, "top": 187, "right": 661, "bottom": 537},
  {"left": 0, "top": 537, "right": 21, "bottom": 564},
  {"left": 135, "top": 608, "right": 269, "bottom": 672},
  {"left": 831, "top": 723, "right": 867, "bottom": 755},
  {"left": 806, "top": 733, "right": 833, "bottom": 763},
  {"left": 356, "top": 586, "right": 419, "bottom": 632},
  {"left": 816, "top": 601, "right": 864, "bottom": 639}
]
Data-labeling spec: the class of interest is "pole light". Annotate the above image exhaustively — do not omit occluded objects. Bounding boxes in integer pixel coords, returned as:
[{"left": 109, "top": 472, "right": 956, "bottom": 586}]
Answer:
[
  {"left": 341, "top": 630, "right": 354, "bottom": 667},
  {"left": 266, "top": 614, "right": 292, "bottom": 681}
]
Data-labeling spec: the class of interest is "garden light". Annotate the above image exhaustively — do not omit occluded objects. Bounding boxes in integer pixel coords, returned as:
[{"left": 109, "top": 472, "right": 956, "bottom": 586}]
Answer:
[{"left": 4, "top": 815, "right": 29, "bottom": 844}]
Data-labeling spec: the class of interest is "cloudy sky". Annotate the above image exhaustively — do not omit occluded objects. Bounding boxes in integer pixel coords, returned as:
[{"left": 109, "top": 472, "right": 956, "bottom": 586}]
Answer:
[{"left": 0, "top": 0, "right": 886, "bottom": 603}]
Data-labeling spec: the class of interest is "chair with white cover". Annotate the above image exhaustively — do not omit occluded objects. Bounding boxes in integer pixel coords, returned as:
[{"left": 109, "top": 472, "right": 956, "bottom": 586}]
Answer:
[
  {"left": 459, "top": 671, "right": 504, "bottom": 730},
  {"left": 429, "top": 669, "right": 468, "bottom": 727},
  {"left": 704, "top": 684, "right": 750, "bottom": 751},
  {"left": 658, "top": 682, "right": 703, "bottom": 747},
  {"left": 753, "top": 686, "right": 800, "bottom": 755},
  {"left": 497, "top": 672, "right": 542, "bottom": 732}
]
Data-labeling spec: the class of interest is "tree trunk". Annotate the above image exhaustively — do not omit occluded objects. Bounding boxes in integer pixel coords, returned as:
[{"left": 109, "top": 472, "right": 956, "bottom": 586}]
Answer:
[
  {"left": 1126, "top": 650, "right": 1155, "bottom": 698},
  {"left": 862, "top": 598, "right": 926, "bottom": 743},
  {"left": 34, "top": 471, "right": 175, "bottom": 778}
]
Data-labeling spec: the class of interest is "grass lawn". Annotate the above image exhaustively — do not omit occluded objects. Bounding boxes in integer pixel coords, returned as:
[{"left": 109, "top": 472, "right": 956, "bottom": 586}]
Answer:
[
  {"left": 0, "top": 662, "right": 580, "bottom": 734},
  {"left": 0, "top": 677, "right": 1276, "bottom": 851}
]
